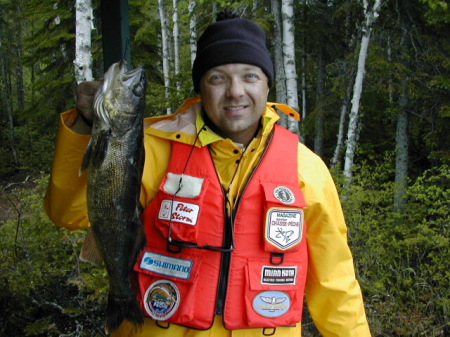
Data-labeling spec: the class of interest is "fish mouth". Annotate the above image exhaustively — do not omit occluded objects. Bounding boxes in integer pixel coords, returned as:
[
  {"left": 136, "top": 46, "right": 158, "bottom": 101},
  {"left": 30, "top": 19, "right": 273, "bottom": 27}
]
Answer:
[
  {"left": 123, "top": 65, "right": 146, "bottom": 97},
  {"left": 100, "top": 61, "right": 146, "bottom": 98}
]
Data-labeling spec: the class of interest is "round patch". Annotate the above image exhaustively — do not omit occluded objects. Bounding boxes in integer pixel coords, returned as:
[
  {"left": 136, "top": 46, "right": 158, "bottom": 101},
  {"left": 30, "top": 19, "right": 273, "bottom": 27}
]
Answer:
[
  {"left": 252, "top": 291, "right": 291, "bottom": 318},
  {"left": 143, "top": 280, "right": 180, "bottom": 320},
  {"left": 273, "top": 186, "right": 295, "bottom": 205}
]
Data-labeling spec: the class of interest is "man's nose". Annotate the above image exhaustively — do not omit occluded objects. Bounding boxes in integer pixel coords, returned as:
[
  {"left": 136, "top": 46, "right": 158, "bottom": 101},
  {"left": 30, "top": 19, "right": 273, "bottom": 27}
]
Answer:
[{"left": 226, "top": 78, "right": 245, "bottom": 98}]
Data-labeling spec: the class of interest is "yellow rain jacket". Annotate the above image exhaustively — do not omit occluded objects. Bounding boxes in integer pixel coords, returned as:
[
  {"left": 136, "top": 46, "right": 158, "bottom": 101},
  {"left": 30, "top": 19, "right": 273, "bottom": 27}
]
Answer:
[{"left": 44, "top": 97, "right": 372, "bottom": 337}]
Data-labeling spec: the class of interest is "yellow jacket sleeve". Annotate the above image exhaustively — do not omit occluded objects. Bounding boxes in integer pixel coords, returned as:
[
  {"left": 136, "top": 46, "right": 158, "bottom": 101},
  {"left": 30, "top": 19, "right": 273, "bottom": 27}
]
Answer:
[
  {"left": 298, "top": 143, "right": 372, "bottom": 337},
  {"left": 44, "top": 109, "right": 91, "bottom": 230}
]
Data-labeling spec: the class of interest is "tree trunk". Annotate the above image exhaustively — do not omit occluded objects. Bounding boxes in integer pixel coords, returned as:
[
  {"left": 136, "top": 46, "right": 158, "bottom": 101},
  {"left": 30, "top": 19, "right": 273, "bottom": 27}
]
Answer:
[
  {"left": 158, "top": 0, "right": 172, "bottom": 114},
  {"left": 343, "top": 0, "right": 383, "bottom": 179},
  {"left": 74, "top": 0, "right": 93, "bottom": 83},
  {"left": 15, "top": 6, "right": 25, "bottom": 110},
  {"left": 188, "top": 0, "right": 197, "bottom": 68},
  {"left": 281, "top": 0, "right": 300, "bottom": 136},
  {"left": 301, "top": 34, "right": 307, "bottom": 121},
  {"left": 394, "top": 77, "right": 409, "bottom": 211},
  {"left": 271, "top": 0, "right": 288, "bottom": 126},
  {"left": 172, "top": 0, "right": 181, "bottom": 92},
  {"left": 314, "top": 41, "right": 326, "bottom": 157},
  {"left": 330, "top": 78, "right": 353, "bottom": 168},
  {"left": 0, "top": 39, "right": 19, "bottom": 166},
  {"left": 394, "top": 0, "right": 411, "bottom": 212}
]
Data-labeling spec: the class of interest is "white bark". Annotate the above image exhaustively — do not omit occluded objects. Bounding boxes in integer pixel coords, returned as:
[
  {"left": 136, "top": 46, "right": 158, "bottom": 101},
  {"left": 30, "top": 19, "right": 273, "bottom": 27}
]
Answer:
[
  {"left": 271, "top": 0, "right": 288, "bottom": 127},
  {"left": 343, "top": 0, "right": 383, "bottom": 179},
  {"left": 158, "top": 0, "right": 172, "bottom": 114},
  {"left": 330, "top": 78, "right": 353, "bottom": 167},
  {"left": 172, "top": 0, "right": 181, "bottom": 92},
  {"left": 281, "top": 0, "right": 300, "bottom": 135},
  {"left": 74, "top": 0, "right": 93, "bottom": 84},
  {"left": 188, "top": 0, "right": 197, "bottom": 67}
]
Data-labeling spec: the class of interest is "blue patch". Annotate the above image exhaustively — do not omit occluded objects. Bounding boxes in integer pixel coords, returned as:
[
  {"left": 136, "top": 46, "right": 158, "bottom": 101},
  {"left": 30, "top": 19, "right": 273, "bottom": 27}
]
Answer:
[
  {"left": 140, "top": 251, "right": 193, "bottom": 280},
  {"left": 252, "top": 291, "right": 291, "bottom": 318}
]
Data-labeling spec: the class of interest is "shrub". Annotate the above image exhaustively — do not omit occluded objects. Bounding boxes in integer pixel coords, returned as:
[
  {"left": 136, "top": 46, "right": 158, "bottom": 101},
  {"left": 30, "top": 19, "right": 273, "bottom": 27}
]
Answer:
[{"left": 342, "top": 163, "right": 450, "bottom": 336}]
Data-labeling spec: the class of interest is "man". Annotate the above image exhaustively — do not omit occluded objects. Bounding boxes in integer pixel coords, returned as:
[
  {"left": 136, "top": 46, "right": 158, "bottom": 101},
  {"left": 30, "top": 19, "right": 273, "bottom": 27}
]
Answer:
[{"left": 45, "top": 10, "right": 372, "bottom": 337}]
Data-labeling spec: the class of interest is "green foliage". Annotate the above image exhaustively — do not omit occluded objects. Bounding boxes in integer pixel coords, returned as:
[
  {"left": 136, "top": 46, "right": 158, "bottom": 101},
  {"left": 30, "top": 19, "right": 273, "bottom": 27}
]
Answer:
[
  {"left": 0, "top": 175, "right": 108, "bottom": 337},
  {"left": 340, "top": 161, "right": 450, "bottom": 336}
]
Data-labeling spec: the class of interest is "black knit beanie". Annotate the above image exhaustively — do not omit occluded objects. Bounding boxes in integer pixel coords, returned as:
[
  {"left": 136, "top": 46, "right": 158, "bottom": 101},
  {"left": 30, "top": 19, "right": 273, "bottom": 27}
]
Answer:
[{"left": 192, "top": 16, "right": 274, "bottom": 93}]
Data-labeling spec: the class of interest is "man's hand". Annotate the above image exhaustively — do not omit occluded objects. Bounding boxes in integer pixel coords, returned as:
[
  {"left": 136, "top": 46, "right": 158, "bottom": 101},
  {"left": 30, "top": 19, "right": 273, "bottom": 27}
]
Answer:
[{"left": 71, "top": 81, "right": 102, "bottom": 134}]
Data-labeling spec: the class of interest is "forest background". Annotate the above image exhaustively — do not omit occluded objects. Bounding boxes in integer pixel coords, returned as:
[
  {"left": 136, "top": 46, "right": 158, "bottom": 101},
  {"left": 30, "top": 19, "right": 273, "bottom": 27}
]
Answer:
[{"left": 0, "top": 0, "right": 449, "bottom": 336}]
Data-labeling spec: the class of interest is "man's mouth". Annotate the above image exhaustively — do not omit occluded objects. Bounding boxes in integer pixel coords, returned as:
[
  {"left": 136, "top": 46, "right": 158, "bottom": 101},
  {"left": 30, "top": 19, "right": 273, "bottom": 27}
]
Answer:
[{"left": 224, "top": 105, "right": 248, "bottom": 111}]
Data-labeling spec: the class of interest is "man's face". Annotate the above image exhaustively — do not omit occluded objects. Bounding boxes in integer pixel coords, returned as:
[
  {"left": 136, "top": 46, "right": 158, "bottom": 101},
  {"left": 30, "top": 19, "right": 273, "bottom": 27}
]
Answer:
[{"left": 199, "top": 63, "right": 269, "bottom": 146}]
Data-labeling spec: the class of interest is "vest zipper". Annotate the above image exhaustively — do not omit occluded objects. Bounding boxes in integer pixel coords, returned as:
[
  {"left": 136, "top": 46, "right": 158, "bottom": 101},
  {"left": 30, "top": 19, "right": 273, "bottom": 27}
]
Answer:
[
  {"left": 215, "top": 189, "right": 233, "bottom": 315},
  {"left": 214, "top": 130, "right": 276, "bottom": 316}
]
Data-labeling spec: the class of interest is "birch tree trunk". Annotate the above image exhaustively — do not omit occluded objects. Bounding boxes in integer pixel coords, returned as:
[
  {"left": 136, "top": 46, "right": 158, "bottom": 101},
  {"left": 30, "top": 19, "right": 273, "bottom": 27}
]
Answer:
[
  {"left": 172, "top": 0, "right": 181, "bottom": 92},
  {"left": 74, "top": 0, "right": 93, "bottom": 84},
  {"left": 271, "top": 0, "right": 288, "bottom": 126},
  {"left": 330, "top": 78, "right": 353, "bottom": 167},
  {"left": 281, "top": 0, "right": 300, "bottom": 136},
  {"left": 343, "top": 0, "right": 383, "bottom": 179},
  {"left": 188, "top": 0, "right": 197, "bottom": 67},
  {"left": 158, "top": 0, "right": 172, "bottom": 114}
]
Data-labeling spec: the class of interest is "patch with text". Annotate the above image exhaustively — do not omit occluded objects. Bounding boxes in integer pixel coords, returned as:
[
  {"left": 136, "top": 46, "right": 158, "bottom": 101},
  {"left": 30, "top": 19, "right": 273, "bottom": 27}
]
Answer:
[
  {"left": 140, "top": 251, "right": 193, "bottom": 280},
  {"left": 158, "top": 200, "right": 200, "bottom": 225},
  {"left": 265, "top": 208, "right": 304, "bottom": 250},
  {"left": 261, "top": 266, "right": 297, "bottom": 285},
  {"left": 144, "top": 280, "right": 180, "bottom": 320}
]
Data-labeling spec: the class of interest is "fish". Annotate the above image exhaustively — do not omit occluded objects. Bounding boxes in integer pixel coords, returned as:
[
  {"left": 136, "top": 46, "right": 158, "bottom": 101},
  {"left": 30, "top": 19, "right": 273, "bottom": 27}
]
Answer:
[{"left": 80, "top": 60, "right": 147, "bottom": 334}]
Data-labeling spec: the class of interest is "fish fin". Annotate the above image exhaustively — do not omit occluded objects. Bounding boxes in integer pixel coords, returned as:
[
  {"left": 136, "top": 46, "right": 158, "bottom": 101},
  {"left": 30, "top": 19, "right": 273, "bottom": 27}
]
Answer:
[
  {"left": 127, "top": 217, "right": 147, "bottom": 272},
  {"left": 80, "top": 138, "right": 94, "bottom": 173},
  {"left": 91, "top": 129, "right": 110, "bottom": 168},
  {"left": 79, "top": 230, "right": 103, "bottom": 266},
  {"left": 104, "top": 294, "right": 144, "bottom": 334}
]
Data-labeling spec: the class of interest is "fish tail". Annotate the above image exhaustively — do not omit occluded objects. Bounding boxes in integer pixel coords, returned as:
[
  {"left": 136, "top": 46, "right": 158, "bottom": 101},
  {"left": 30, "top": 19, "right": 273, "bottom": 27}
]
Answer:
[{"left": 104, "top": 294, "right": 144, "bottom": 334}]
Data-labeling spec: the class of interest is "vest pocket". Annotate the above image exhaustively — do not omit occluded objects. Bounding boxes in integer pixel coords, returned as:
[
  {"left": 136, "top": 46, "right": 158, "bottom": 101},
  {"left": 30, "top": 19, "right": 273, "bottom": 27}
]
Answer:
[
  {"left": 135, "top": 248, "right": 202, "bottom": 322},
  {"left": 226, "top": 258, "right": 305, "bottom": 329},
  {"left": 153, "top": 173, "right": 209, "bottom": 244}
]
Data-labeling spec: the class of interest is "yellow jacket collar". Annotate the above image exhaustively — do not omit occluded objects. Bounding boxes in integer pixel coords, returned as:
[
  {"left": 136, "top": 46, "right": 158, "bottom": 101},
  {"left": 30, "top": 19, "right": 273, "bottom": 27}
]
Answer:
[{"left": 145, "top": 97, "right": 299, "bottom": 146}]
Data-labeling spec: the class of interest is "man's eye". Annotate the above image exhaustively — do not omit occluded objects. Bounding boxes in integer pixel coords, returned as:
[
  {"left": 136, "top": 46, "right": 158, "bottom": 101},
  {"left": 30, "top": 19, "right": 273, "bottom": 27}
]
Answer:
[
  {"left": 210, "top": 74, "right": 225, "bottom": 81},
  {"left": 246, "top": 73, "right": 259, "bottom": 81}
]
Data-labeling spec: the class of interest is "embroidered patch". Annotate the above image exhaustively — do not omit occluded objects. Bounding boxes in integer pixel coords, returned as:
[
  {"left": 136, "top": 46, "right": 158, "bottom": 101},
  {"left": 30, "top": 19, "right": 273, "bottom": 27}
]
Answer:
[
  {"left": 140, "top": 252, "right": 193, "bottom": 280},
  {"left": 158, "top": 200, "right": 200, "bottom": 225},
  {"left": 261, "top": 266, "right": 297, "bottom": 285},
  {"left": 273, "top": 186, "right": 295, "bottom": 205},
  {"left": 265, "top": 208, "right": 304, "bottom": 250},
  {"left": 252, "top": 291, "right": 291, "bottom": 318},
  {"left": 144, "top": 280, "right": 180, "bottom": 320}
]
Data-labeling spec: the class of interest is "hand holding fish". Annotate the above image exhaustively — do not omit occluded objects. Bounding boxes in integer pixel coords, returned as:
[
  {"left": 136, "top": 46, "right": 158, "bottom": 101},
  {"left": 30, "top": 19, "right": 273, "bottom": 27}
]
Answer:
[{"left": 72, "top": 80, "right": 102, "bottom": 133}]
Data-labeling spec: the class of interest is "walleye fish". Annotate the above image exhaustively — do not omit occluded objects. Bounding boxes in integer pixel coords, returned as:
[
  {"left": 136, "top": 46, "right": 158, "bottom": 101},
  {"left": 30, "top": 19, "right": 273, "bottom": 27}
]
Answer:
[{"left": 80, "top": 60, "right": 147, "bottom": 334}]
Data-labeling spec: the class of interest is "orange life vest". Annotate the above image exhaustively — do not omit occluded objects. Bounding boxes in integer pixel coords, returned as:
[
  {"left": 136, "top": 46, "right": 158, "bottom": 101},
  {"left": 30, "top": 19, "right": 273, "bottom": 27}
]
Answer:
[{"left": 134, "top": 125, "right": 308, "bottom": 330}]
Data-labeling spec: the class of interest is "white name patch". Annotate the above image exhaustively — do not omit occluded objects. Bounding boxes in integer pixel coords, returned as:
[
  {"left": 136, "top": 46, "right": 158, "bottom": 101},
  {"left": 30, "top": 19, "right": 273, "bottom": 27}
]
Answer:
[
  {"left": 266, "top": 208, "right": 303, "bottom": 250},
  {"left": 158, "top": 200, "right": 200, "bottom": 225}
]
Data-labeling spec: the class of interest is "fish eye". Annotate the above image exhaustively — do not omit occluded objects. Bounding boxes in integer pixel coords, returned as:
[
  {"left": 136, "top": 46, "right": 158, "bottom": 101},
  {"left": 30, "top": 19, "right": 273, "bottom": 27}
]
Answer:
[{"left": 132, "top": 82, "right": 144, "bottom": 97}]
